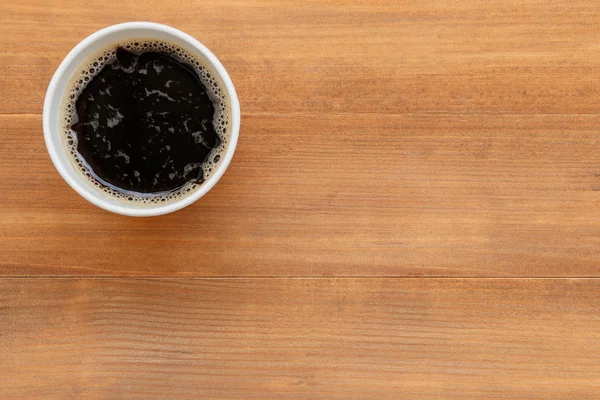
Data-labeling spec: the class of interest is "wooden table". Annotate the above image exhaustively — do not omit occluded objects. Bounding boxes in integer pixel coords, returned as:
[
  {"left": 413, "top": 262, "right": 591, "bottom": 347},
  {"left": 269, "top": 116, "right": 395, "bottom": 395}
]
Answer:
[{"left": 1, "top": 0, "right": 599, "bottom": 398}]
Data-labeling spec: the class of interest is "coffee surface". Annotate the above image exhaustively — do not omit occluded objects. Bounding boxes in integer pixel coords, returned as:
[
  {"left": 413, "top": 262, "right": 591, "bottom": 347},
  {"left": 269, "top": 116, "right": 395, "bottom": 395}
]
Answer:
[{"left": 72, "top": 48, "right": 220, "bottom": 194}]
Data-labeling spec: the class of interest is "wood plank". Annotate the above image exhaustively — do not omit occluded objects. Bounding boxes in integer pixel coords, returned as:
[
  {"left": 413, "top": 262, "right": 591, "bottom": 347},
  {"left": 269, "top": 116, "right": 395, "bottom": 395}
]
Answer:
[
  {"left": 1, "top": 114, "right": 599, "bottom": 276},
  {"left": 1, "top": 278, "right": 599, "bottom": 399},
  {"left": 2, "top": 0, "right": 600, "bottom": 114}
]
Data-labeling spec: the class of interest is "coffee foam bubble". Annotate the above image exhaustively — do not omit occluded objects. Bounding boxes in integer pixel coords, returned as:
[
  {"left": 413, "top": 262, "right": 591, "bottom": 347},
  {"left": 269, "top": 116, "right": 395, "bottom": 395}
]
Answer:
[{"left": 62, "top": 40, "right": 230, "bottom": 205}]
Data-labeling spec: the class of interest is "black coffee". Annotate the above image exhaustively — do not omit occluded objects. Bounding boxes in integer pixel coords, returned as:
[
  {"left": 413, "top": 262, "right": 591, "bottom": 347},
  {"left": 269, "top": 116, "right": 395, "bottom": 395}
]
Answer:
[{"left": 71, "top": 47, "right": 220, "bottom": 195}]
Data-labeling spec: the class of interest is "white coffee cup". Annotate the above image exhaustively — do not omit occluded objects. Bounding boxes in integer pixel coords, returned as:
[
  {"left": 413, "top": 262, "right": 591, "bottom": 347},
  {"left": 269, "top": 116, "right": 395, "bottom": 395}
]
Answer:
[{"left": 43, "top": 22, "right": 240, "bottom": 216}]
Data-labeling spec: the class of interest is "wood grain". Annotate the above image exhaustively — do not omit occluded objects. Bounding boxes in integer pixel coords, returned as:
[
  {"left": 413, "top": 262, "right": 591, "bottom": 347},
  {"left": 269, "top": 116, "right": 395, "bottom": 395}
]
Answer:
[
  {"left": 1, "top": 0, "right": 600, "bottom": 276},
  {"left": 1, "top": 278, "right": 599, "bottom": 399},
  {"left": 1, "top": 0, "right": 600, "bottom": 397},
  {"left": 2, "top": 0, "right": 600, "bottom": 115},
  {"left": 1, "top": 0, "right": 600, "bottom": 277},
  {"left": 1, "top": 114, "right": 599, "bottom": 276}
]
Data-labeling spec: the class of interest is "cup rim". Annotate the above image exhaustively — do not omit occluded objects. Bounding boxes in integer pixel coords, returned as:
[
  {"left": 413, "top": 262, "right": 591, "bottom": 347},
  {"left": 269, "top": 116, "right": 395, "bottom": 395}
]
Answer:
[{"left": 43, "top": 22, "right": 240, "bottom": 217}]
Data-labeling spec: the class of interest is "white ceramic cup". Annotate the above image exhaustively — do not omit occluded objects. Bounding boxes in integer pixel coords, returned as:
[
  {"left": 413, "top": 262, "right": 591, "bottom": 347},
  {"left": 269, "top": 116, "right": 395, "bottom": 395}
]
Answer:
[{"left": 43, "top": 22, "right": 240, "bottom": 216}]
